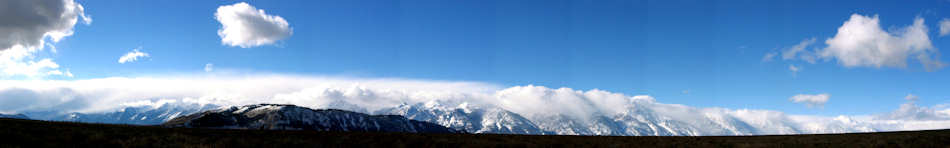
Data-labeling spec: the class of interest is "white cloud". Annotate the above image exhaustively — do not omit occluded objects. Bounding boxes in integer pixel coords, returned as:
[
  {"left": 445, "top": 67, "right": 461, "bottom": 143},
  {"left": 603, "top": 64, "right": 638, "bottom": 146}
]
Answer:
[
  {"left": 788, "top": 64, "right": 801, "bottom": 75},
  {"left": 905, "top": 94, "right": 919, "bottom": 101},
  {"left": 762, "top": 52, "right": 777, "bottom": 62},
  {"left": 204, "top": 63, "right": 214, "bottom": 72},
  {"left": 819, "top": 14, "right": 945, "bottom": 71},
  {"left": 789, "top": 93, "right": 829, "bottom": 108},
  {"left": 876, "top": 95, "right": 950, "bottom": 121},
  {"left": 781, "top": 38, "right": 818, "bottom": 63},
  {"left": 0, "top": 75, "right": 500, "bottom": 113},
  {"left": 940, "top": 18, "right": 950, "bottom": 37},
  {"left": 117, "top": 48, "right": 149, "bottom": 64},
  {"left": 0, "top": 0, "right": 89, "bottom": 78},
  {"left": 215, "top": 2, "right": 292, "bottom": 48}
]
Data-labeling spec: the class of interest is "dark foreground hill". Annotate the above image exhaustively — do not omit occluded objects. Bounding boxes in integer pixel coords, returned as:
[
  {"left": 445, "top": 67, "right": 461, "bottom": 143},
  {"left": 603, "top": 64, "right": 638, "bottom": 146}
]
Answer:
[
  {"left": 1, "top": 118, "right": 950, "bottom": 147},
  {"left": 163, "top": 104, "right": 456, "bottom": 133}
]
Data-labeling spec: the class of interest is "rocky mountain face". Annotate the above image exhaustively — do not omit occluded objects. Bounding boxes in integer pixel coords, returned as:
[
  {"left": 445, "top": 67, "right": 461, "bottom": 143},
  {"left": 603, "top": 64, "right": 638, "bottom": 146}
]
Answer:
[
  {"left": 375, "top": 102, "right": 546, "bottom": 135},
  {"left": 163, "top": 104, "right": 458, "bottom": 134}
]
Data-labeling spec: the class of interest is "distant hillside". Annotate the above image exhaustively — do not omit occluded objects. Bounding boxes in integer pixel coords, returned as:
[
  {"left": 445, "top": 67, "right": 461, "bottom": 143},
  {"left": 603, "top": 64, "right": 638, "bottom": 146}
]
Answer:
[
  {"left": 163, "top": 104, "right": 457, "bottom": 134},
  {"left": 2, "top": 118, "right": 950, "bottom": 147},
  {"left": 0, "top": 113, "right": 28, "bottom": 119}
]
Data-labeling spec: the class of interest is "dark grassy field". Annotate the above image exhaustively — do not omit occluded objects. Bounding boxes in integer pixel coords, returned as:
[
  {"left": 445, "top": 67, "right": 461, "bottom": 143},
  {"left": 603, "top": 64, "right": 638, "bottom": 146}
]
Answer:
[{"left": 1, "top": 118, "right": 949, "bottom": 148}]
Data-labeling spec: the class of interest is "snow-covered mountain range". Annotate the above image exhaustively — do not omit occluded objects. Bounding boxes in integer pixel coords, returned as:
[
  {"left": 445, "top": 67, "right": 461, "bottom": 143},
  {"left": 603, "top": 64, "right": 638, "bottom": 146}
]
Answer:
[
  {"left": 23, "top": 102, "right": 218, "bottom": 125},
  {"left": 374, "top": 102, "right": 546, "bottom": 134},
  {"left": 15, "top": 97, "right": 950, "bottom": 136},
  {"left": 163, "top": 104, "right": 457, "bottom": 133},
  {"left": 358, "top": 96, "right": 949, "bottom": 136},
  {"left": 8, "top": 83, "right": 950, "bottom": 136}
]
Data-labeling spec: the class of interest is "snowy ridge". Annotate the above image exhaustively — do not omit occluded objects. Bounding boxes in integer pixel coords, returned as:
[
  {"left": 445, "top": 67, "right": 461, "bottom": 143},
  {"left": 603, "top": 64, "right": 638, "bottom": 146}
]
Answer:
[
  {"left": 374, "top": 101, "right": 545, "bottom": 135},
  {"left": 366, "top": 96, "right": 950, "bottom": 136},
  {"left": 163, "top": 104, "right": 457, "bottom": 133},
  {"left": 24, "top": 102, "right": 218, "bottom": 125}
]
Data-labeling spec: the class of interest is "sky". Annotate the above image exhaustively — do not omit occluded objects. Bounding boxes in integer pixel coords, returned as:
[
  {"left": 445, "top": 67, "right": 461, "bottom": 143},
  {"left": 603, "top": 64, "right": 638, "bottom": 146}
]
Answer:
[{"left": 3, "top": 0, "right": 950, "bottom": 118}]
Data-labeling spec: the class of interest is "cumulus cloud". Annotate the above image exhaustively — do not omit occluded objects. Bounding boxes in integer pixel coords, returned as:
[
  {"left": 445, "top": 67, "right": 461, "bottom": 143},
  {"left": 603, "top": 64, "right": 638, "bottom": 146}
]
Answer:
[
  {"left": 215, "top": 2, "right": 292, "bottom": 48},
  {"left": 820, "top": 14, "right": 945, "bottom": 71},
  {"left": 789, "top": 93, "right": 829, "bottom": 108},
  {"left": 117, "top": 48, "right": 149, "bottom": 64},
  {"left": 940, "top": 18, "right": 950, "bottom": 37},
  {"left": 0, "top": 0, "right": 89, "bottom": 77},
  {"left": 769, "top": 14, "right": 947, "bottom": 71},
  {"left": 204, "top": 63, "right": 214, "bottom": 72}
]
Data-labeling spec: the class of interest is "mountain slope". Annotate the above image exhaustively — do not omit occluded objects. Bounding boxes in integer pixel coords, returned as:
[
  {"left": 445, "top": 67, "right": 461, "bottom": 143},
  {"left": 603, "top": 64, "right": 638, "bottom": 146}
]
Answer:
[
  {"left": 163, "top": 104, "right": 457, "bottom": 133},
  {"left": 0, "top": 113, "right": 28, "bottom": 119}
]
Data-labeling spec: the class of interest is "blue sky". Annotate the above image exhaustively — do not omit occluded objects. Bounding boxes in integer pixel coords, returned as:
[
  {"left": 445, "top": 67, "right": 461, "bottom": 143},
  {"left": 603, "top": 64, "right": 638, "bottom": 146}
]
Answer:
[{"left": 9, "top": 0, "right": 950, "bottom": 116}]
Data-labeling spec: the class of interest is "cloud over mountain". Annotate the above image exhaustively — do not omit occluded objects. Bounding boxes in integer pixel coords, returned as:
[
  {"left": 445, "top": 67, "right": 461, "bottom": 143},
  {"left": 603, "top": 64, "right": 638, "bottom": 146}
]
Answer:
[{"left": 215, "top": 2, "right": 292, "bottom": 48}]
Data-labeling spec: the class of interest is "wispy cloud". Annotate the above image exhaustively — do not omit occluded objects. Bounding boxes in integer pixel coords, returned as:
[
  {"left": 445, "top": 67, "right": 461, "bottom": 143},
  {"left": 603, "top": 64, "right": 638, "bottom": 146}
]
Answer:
[
  {"left": 204, "top": 63, "right": 214, "bottom": 72},
  {"left": 789, "top": 93, "right": 829, "bottom": 108},
  {"left": 118, "top": 48, "right": 150, "bottom": 64},
  {"left": 788, "top": 65, "right": 802, "bottom": 76},
  {"left": 940, "top": 18, "right": 950, "bottom": 37}
]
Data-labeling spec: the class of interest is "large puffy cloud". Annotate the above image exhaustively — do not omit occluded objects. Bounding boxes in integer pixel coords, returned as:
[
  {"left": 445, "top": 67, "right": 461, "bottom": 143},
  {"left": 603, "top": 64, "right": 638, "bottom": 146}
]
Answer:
[
  {"left": 0, "top": 0, "right": 89, "bottom": 77},
  {"left": 789, "top": 93, "right": 829, "bottom": 108},
  {"left": 0, "top": 0, "right": 89, "bottom": 51},
  {"left": 820, "top": 14, "right": 945, "bottom": 70},
  {"left": 215, "top": 2, "right": 292, "bottom": 48},
  {"left": 1, "top": 74, "right": 949, "bottom": 134},
  {"left": 767, "top": 14, "right": 946, "bottom": 71}
]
